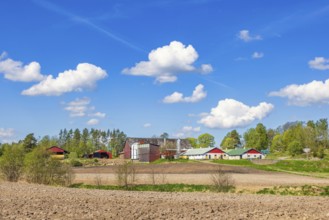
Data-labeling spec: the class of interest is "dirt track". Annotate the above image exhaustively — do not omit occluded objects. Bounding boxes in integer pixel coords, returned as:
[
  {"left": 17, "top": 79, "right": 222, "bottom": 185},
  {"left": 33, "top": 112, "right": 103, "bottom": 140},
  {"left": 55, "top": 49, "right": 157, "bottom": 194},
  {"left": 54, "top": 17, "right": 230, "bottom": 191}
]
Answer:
[
  {"left": 1, "top": 181, "right": 329, "bottom": 219},
  {"left": 73, "top": 163, "right": 329, "bottom": 190}
]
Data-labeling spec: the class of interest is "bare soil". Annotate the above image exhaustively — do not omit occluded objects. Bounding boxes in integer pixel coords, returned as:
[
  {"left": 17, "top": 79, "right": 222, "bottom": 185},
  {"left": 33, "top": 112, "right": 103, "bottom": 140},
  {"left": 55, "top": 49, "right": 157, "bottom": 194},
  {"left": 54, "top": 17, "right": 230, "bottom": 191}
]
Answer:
[
  {"left": 1, "top": 181, "right": 329, "bottom": 219},
  {"left": 73, "top": 161, "right": 329, "bottom": 190}
]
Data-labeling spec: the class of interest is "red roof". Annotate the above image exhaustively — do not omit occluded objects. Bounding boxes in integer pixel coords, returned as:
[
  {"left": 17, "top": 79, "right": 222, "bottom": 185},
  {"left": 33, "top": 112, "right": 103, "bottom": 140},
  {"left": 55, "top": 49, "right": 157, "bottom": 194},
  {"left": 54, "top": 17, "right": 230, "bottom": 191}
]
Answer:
[{"left": 47, "top": 146, "right": 68, "bottom": 153}]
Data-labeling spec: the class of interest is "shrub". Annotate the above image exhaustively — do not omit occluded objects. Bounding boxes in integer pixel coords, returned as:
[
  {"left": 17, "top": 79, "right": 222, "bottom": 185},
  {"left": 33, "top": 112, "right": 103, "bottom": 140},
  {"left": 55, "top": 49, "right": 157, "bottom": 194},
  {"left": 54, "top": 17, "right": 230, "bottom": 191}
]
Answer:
[
  {"left": 0, "top": 144, "right": 25, "bottom": 182},
  {"left": 24, "top": 146, "right": 74, "bottom": 186},
  {"left": 70, "top": 159, "right": 83, "bottom": 167},
  {"left": 210, "top": 166, "right": 235, "bottom": 192},
  {"left": 116, "top": 161, "right": 136, "bottom": 189}
]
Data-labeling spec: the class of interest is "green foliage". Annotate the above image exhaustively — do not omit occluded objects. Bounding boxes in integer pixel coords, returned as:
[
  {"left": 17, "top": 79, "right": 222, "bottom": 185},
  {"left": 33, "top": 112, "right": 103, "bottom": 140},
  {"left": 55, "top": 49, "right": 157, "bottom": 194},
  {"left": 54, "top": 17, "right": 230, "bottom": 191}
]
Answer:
[
  {"left": 288, "top": 140, "right": 303, "bottom": 156},
  {"left": 0, "top": 144, "right": 25, "bottom": 182},
  {"left": 24, "top": 146, "right": 73, "bottom": 186},
  {"left": 70, "top": 159, "right": 83, "bottom": 167},
  {"left": 221, "top": 130, "right": 241, "bottom": 149},
  {"left": 186, "top": 137, "right": 198, "bottom": 148},
  {"left": 213, "top": 159, "right": 329, "bottom": 174},
  {"left": 160, "top": 132, "right": 169, "bottom": 139},
  {"left": 70, "top": 183, "right": 215, "bottom": 193},
  {"left": 109, "top": 129, "right": 127, "bottom": 157},
  {"left": 22, "top": 133, "right": 37, "bottom": 152},
  {"left": 257, "top": 185, "right": 329, "bottom": 196},
  {"left": 116, "top": 162, "right": 136, "bottom": 188},
  {"left": 198, "top": 133, "right": 215, "bottom": 148}
]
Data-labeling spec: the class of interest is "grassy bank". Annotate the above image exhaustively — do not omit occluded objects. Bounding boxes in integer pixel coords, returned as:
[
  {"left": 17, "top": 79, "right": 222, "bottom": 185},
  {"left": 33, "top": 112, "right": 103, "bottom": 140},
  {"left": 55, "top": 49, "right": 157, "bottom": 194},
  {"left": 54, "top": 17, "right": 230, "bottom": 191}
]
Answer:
[
  {"left": 70, "top": 183, "right": 214, "bottom": 192},
  {"left": 70, "top": 183, "right": 329, "bottom": 197},
  {"left": 257, "top": 185, "right": 329, "bottom": 196},
  {"left": 212, "top": 159, "right": 329, "bottom": 177}
]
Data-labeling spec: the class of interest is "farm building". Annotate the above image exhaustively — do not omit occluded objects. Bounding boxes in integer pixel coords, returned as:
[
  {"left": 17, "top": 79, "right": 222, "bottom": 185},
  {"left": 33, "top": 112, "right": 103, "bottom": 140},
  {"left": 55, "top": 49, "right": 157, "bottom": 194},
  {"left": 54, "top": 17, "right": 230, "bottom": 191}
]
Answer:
[
  {"left": 123, "top": 137, "right": 192, "bottom": 160},
  {"left": 225, "top": 148, "right": 265, "bottom": 160},
  {"left": 47, "top": 146, "right": 69, "bottom": 159},
  {"left": 138, "top": 143, "right": 161, "bottom": 162},
  {"left": 90, "top": 150, "right": 112, "bottom": 159},
  {"left": 181, "top": 147, "right": 226, "bottom": 160}
]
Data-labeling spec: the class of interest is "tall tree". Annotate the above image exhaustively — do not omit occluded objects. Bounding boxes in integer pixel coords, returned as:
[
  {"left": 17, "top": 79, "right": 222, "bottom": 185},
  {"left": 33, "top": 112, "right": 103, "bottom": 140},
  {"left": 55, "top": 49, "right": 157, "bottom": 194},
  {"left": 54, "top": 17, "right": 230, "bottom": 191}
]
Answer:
[
  {"left": 221, "top": 130, "right": 241, "bottom": 149},
  {"left": 186, "top": 137, "right": 198, "bottom": 148},
  {"left": 22, "top": 133, "right": 37, "bottom": 152},
  {"left": 160, "top": 132, "right": 169, "bottom": 139},
  {"left": 198, "top": 133, "right": 215, "bottom": 148},
  {"left": 109, "top": 129, "right": 127, "bottom": 156},
  {"left": 244, "top": 123, "right": 268, "bottom": 150}
]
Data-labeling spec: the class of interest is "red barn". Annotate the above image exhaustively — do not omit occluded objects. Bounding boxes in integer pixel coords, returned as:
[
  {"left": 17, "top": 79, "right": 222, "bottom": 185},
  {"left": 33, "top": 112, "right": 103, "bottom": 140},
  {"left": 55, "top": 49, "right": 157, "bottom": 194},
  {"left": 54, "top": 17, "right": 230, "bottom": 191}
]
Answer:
[{"left": 47, "top": 146, "right": 69, "bottom": 159}]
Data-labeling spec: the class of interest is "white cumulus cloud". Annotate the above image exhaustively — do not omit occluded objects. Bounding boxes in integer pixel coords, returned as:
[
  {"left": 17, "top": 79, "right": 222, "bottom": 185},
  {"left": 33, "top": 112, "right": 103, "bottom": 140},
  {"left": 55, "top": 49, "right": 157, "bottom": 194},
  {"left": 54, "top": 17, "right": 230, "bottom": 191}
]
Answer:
[
  {"left": 163, "top": 84, "right": 207, "bottom": 103},
  {"left": 64, "top": 97, "right": 91, "bottom": 117},
  {"left": 182, "top": 126, "right": 201, "bottom": 132},
  {"left": 238, "top": 30, "right": 262, "bottom": 42},
  {"left": 308, "top": 57, "right": 329, "bottom": 70},
  {"left": 199, "top": 99, "right": 274, "bottom": 129},
  {"left": 87, "top": 118, "right": 99, "bottom": 126},
  {"left": 122, "top": 41, "right": 213, "bottom": 83},
  {"left": 269, "top": 79, "right": 329, "bottom": 106},
  {"left": 252, "top": 52, "right": 264, "bottom": 59},
  {"left": 89, "top": 112, "right": 106, "bottom": 118},
  {"left": 0, "top": 128, "right": 15, "bottom": 138},
  {"left": 0, "top": 52, "right": 45, "bottom": 82},
  {"left": 143, "top": 123, "right": 152, "bottom": 128},
  {"left": 22, "top": 63, "right": 107, "bottom": 96}
]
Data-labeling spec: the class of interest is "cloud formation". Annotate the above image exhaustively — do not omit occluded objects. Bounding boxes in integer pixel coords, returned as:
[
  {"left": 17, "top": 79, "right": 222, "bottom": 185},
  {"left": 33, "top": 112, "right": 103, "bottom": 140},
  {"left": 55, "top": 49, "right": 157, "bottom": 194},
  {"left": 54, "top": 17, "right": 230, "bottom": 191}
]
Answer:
[
  {"left": 64, "top": 97, "right": 91, "bottom": 117},
  {"left": 309, "top": 57, "right": 329, "bottom": 70},
  {"left": 0, "top": 128, "right": 15, "bottom": 143},
  {"left": 64, "top": 97, "right": 106, "bottom": 128},
  {"left": 269, "top": 79, "right": 329, "bottom": 106},
  {"left": 199, "top": 99, "right": 274, "bottom": 129},
  {"left": 163, "top": 84, "right": 207, "bottom": 103},
  {"left": 182, "top": 126, "right": 201, "bottom": 132},
  {"left": 22, "top": 63, "right": 107, "bottom": 96},
  {"left": 238, "top": 30, "right": 262, "bottom": 42},
  {"left": 252, "top": 52, "right": 264, "bottom": 59},
  {"left": 0, "top": 128, "right": 15, "bottom": 138},
  {"left": 0, "top": 52, "right": 45, "bottom": 82},
  {"left": 87, "top": 118, "right": 99, "bottom": 125},
  {"left": 122, "top": 41, "right": 213, "bottom": 83},
  {"left": 143, "top": 123, "right": 152, "bottom": 128},
  {"left": 89, "top": 112, "right": 106, "bottom": 118}
]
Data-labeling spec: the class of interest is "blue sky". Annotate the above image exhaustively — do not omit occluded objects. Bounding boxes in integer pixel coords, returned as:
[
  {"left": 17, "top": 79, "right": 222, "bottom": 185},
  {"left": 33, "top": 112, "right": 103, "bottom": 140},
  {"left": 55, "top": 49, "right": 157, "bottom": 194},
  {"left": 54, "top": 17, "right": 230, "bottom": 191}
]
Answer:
[{"left": 1, "top": 0, "right": 329, "bottom": 144}]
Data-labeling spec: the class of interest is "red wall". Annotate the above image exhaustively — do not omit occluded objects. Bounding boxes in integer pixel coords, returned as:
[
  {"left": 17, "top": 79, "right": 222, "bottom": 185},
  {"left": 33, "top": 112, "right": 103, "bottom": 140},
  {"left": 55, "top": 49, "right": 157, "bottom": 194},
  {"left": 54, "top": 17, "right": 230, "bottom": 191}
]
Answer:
[{"left": 123, "top": 142, "right": 131, "bottom": 159}]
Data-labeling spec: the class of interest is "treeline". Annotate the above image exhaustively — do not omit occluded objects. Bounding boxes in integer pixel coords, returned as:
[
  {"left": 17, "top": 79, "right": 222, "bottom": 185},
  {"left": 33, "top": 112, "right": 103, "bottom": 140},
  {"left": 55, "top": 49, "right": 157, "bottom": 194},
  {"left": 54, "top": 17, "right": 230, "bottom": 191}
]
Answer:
[
  {"left": 0, "top": 128, "right": 127, "bottom": 158},
  {"left": 221, "top": 118, "right": 329, "bottom": 158}
]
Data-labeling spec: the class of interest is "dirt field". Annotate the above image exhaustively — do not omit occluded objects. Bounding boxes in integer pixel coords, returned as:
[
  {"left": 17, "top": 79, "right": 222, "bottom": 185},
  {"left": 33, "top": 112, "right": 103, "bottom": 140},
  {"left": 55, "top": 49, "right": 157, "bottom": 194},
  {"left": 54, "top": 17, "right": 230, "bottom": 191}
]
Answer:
[
  {"left": 73, "top": 162, "right": 329, "bottom": 191},
  {"left": 1, "top": 181, "right": 329, "bottom": 219}
]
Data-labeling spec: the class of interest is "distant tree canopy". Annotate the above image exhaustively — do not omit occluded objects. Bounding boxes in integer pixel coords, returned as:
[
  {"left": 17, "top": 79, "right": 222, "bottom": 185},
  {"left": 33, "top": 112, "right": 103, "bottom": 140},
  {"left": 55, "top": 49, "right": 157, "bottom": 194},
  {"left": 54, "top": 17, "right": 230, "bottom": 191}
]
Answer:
[
  {"left": 198, "top": 133, "right": 215, "bottom": 148},
  {"left": 221, "top": 130, "right": 241, "bottom": 149},
  {"left": 0, "top": 128, "right": 127, "bottom": 158},
  {"left": 231, "top": 118, "right": 329, "bottom": 157}
]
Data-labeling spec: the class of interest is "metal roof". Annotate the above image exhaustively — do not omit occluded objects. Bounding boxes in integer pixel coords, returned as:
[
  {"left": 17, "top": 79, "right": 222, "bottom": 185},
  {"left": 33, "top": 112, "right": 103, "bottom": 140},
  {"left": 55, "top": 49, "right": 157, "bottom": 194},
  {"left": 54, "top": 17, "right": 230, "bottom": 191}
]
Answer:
[
  {"left": 225, "top": 148, "right": 261, "bottom": 156},
  {"left": 182, "top": 147, "right": 221, "bottom": 156}
]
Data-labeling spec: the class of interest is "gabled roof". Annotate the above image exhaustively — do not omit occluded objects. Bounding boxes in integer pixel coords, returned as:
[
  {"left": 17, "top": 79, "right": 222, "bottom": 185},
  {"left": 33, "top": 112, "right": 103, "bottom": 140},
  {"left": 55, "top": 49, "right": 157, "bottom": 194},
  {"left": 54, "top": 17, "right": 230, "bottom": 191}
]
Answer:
[
  {"left": 47, "top": 146, "right": 69, "bottom": 153},
  {"left": 226, "top": 148, "right": 261, "bottom": 156},
  {"left": 183, "top": 147, "right": 223, "bottom": 156}
]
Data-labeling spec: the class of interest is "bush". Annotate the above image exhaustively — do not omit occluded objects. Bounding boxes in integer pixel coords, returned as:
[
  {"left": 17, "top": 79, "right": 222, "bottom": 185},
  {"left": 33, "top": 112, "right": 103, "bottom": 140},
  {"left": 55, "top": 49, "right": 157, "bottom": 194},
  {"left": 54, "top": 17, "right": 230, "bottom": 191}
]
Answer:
[
  {"left": 0, "top": 144, "right": 25, "bottom": 182},
  {"left": 24, "top": 146, "right": 74, "bottom": 186},
  {"left": 70, "top": 159, "right": 83, "bottom": 167},
  {"left": 116, "top": 162, "right": 136, "bottom": 188},
  {"left": 210, "top": 166, "right": 235, "bottom": 192}
]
